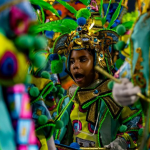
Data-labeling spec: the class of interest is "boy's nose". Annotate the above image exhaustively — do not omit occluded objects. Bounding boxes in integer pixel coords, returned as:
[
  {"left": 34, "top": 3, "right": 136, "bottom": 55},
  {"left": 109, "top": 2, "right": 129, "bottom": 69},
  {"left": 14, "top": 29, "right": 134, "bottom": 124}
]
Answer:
[{"left": 73, "top": 61, "right": 80, "bottom": 69}]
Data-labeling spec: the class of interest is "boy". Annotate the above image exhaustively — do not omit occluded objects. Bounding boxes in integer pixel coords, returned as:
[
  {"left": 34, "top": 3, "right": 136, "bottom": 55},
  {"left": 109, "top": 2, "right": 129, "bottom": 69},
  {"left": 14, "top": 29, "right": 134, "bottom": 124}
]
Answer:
[{"left": 54, "top": 26, "right": 143, "bottom": 150}]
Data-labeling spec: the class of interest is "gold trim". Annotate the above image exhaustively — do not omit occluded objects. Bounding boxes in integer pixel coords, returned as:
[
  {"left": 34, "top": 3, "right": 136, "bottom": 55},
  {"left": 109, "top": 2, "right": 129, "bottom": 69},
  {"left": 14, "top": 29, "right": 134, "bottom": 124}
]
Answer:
[
  {"left": 132, "top": 48, "right": 146, "bottom": 88},
  {"left": 88, "top": 102, "right": 97, "bottom": 124},
  {"left": 77, "top": 79, "right": 111, "bottom": 105},
  {"left": 77, "top": 80, "right": 112, "bottom": 124},
  {"left": 103, "top": 96, "right": 121, "bottom": 116},
  {"left": 55, "top": 144, "right": 74, "bottom": 150},
  {"left": 130, "top": 13, "right": 146, "bottom": 77},
  {"left": 80, "top": 148, "right": 138, "bottom": 150},
  {"left": 80, "top": 148, "right": 107, "bottom": 150},
  {"left": 121, "top": 106, "right": 139, "bottom": 121}
]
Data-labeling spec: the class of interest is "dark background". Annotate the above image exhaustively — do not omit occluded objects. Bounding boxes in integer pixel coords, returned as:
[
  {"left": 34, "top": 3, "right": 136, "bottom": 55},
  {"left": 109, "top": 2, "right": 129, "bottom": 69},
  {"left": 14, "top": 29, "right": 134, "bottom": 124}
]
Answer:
[{"left": 127, "top": 0, "right": 137, "bottom": 12}]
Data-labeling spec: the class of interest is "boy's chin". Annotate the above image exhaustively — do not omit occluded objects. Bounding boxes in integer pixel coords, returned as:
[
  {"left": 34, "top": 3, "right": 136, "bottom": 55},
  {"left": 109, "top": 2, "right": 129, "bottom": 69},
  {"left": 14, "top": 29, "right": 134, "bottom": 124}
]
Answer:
[
  {"left": 76, "top": 82, "right": 85, "bottom": 88},
  {"left": 76, "top": 82, "right": 90, "bottom": 88}
]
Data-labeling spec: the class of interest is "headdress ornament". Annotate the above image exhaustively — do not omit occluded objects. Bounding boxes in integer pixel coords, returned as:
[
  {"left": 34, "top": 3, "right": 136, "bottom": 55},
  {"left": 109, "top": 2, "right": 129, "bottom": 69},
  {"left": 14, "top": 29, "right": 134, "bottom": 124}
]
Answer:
[{"left": 52, "top": 9, "right": 120, "bottom": 73}]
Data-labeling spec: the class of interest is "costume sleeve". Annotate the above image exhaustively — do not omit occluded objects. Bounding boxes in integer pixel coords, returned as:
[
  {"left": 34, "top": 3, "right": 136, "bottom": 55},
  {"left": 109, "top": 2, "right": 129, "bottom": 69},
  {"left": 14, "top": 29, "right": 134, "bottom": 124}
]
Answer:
[
  {"left": 55, "top": 96, "right": 73, "bottom": 145},
  {"left": 116, "top": 105, "right": 144, "bottom": 148}
]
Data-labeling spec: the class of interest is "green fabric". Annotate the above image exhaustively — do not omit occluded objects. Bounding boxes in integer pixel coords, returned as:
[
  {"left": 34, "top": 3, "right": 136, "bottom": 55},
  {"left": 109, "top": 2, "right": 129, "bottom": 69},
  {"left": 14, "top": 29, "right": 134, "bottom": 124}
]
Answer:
[
  {"left": 122, "top": 110, "right": 142, "bottom": 124},
  {"left": 36, "top": 123, "right": 56, "bottom": 140},
  {"left": 31, "top": 81, "right": 54, "bottom": 104},
  {"left": 56, "top": 89, "right": 142, "bottom": 147},
  {"left": 82, "top": 93, "right": 112, "bottom": 109},
  {"left": 98, "top": 109, "right": 109, "bottom": 147},
  {"left": 29, "top": 86, "right": 40, "bottom": 97},
  {"left": 131, "top": 13, "right": 150, "bottom": 96},
  {"left": 0, "top": 87, "right": 16, "bottom": 150}
]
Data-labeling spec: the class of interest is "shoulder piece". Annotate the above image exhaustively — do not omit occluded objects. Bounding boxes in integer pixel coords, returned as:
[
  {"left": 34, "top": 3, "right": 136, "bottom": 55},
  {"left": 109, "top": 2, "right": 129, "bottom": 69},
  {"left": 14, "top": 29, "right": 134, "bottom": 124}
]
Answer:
[{"left": 67, "top": 84, "right": 78, "bottom": 99}]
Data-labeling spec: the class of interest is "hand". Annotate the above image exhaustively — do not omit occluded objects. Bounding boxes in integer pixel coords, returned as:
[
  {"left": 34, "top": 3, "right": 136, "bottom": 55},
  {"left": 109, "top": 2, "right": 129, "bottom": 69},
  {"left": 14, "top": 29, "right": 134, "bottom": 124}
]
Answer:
[
  {"left": 104, "top": 137, "right": 127, "bottom": 150},
  {"left": 112, "top": 78, "right": 141, "bottom": 106}
]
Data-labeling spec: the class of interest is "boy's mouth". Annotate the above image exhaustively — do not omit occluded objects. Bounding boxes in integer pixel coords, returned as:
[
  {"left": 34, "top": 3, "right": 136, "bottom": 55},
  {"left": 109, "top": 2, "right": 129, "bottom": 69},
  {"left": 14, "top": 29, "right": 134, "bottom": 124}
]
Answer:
[{"left": 74, "top": 73, "right": 85, "bottom": 82}]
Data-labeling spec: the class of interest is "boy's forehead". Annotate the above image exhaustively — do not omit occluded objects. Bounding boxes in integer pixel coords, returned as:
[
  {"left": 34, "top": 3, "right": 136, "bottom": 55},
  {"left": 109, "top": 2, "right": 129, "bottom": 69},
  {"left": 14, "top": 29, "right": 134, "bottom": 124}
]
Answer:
[{"left": 70, "top": 50, "right": 90, "bottom": 57}]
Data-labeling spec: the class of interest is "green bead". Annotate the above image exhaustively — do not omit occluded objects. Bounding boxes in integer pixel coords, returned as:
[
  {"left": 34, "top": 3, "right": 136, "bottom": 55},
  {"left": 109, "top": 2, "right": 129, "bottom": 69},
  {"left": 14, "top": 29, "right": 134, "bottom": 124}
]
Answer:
[
  {"left": 119, "top": 125, "right": 127, "bottom": 132},
  {"left": 29, "top": 87, "right": 40, "bottom": 97},
  {"left": 112, "top": 44, "right": 118, "bottom": 51},
  {"left": 15, "top": 35, "right": 34, "bottom": 50},
  {"left": 116, "top": 25, "right": 126, "bottom": 36},
  {"left": 32, "top": 53, "right": 46, "bottom": 68},
  {"left": 34, "top": 36, "right": 47, "bottom": 50},
  {"left": 138, "top": 128, "right": 143, "bottom": 136},
  {"left": 59, "top": 87, "right": 65, "bottom": 94},
  {"left": 52, "top": 86, "right": 57, "bottom": 92},
  {"left": 61, "top": 56, "right": 66, "bottom": 62},
  {"left": 115, "top": 41, "right": 126, "bottom": 51},
  {"left": 55, "top": 120, "right": 64, "bottom": 129},
  {"left": 107, "top": 81, "right": 114, "bottom": 90},
  {"left": 135, "top": 103, "right": 141, "bottom": 109},
  {"left": 41, "top": 71, "right": 50, "bottom": 79},
  {"left": 24, "top": 74, "right": 31, "bottom": 84},
  {"left": 38, "top": 115, "right": 48, "bottom": 125},
  {"left": 58, "top": 93, "right": 63, "bottom": 99}
]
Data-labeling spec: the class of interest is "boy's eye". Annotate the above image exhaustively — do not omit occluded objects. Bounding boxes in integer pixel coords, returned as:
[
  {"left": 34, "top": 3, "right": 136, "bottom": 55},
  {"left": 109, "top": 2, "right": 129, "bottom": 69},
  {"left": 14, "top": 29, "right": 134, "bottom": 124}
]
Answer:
[
  {"left": 70, "top": 60, "right": 74, "bottom": 64},
  {"left": 80, "top": 58, "right": 87, "bottom": 62}
]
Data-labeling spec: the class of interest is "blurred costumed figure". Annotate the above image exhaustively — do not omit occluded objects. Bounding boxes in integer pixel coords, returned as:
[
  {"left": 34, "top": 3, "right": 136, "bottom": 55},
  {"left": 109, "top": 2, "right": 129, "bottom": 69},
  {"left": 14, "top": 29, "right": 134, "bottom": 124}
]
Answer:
[
  {"left": 112, "top": 2, "right": 150, "bottom": 150},
  {"left": 0, "top": 0, "right": 38, "bottom": 149}
]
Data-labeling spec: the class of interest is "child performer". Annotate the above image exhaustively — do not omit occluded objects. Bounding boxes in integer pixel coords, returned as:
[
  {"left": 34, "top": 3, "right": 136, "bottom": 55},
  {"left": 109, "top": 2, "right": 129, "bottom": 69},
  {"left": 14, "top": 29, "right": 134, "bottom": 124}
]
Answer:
[{"left": 53, "top": 22, "right": 143, "bottom": 150}]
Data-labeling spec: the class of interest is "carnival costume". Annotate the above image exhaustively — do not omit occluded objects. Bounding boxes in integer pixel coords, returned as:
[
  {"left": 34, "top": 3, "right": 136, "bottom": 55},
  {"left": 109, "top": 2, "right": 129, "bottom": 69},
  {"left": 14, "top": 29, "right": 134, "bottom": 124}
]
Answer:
[
  {"left": 0, "top": 0, "right": 39, "bottom": 149},
  {"left": 50, "top": 4, "right": 144, "bottom": 149}
]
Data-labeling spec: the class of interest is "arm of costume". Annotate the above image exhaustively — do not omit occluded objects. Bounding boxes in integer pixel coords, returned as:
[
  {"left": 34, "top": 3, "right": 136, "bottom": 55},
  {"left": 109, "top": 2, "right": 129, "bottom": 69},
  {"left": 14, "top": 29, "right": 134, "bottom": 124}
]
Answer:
[
  {"left": 31, "top": 99, "right": 56, "bottom": 149},
  {"left": 55, "top": 95, "right": 73, "bottom": 145},
  {"left": 116, "top": 105, "right": 143, "bottom": 148},
  {"left": 28, "top": 70, "right": 56, "bottom": 149},
  {"left": 104, "top": 94, "right": 143, "bottom": 150},
  {"left": 113, "top": 63, "right": 144, "bottom": 148}
]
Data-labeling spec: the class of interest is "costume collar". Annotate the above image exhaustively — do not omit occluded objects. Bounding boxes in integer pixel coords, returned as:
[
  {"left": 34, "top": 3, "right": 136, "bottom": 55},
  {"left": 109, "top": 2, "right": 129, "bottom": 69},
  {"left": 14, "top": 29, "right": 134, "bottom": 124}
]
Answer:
[{"left": 77, "top": 79, "right": 123, "bottom": 124}]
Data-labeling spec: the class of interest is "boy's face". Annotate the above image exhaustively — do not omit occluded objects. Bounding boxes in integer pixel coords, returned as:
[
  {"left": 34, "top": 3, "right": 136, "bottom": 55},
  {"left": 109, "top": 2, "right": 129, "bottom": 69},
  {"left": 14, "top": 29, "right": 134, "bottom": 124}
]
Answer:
[{"left": 70, "top": 50, "right": 97, "bottom": 88}]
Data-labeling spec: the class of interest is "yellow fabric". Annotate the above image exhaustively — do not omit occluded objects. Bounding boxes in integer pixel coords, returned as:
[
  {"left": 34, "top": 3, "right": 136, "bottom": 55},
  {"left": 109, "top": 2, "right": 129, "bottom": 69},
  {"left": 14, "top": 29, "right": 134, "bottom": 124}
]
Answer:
[
  {"left": 70, "top": 102, "right": 98, "bottom": 147},
  {"left": 119, "top": 133, "right": 137, "bottom": 148},
  {"left": 36, "top": 130, "right": 48, "bottom": 150},
  {"left": 0, "top": 34, "right": 28, "bottom": 86},
  {"left": 120, "top": 106, "right": 139, "bottom": 122},
  {"left": 32, "top": 52, "right": 49, "bottom": 73},
  {"left": 136, "top": 0, "right": 150, "bottom": 13},
  {"left": 31, "top": 76, "right": 52, "bottom": 90}
]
